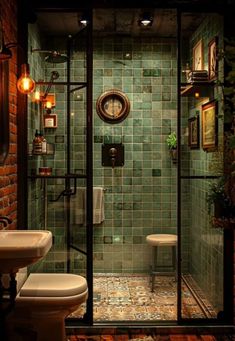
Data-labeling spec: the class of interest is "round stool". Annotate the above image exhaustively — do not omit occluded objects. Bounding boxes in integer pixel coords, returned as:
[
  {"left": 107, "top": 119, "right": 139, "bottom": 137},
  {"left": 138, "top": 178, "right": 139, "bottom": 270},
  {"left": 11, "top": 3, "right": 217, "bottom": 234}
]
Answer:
[{"left": 146, "top": 234, "right": 177, "bottom": 292}]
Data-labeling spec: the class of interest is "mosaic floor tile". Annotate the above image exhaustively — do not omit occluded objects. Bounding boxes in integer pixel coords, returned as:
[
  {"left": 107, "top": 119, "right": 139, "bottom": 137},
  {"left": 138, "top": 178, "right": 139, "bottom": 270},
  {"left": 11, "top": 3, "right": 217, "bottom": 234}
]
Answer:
[{"left": 70, "top": 274, "right": 217, "bottom": 321}]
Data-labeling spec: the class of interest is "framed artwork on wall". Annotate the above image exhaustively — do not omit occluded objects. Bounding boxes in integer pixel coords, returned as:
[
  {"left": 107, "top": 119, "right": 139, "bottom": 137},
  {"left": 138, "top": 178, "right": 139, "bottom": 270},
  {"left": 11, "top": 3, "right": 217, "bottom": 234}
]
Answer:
[
  {"left": 193, "top": 39, "right": 204, "bottom": 70},
  {"left": 208, "top": 36, "right": 218, "bottom": 81},
  {"left": 201, "top": 100, "right": 218, "bottom": 150},
  {"left": 43, "top": 114, "right": 57, "bottom": 128},
  {"left": 188, "top": 113, "right": 200, "bottom": 149}
]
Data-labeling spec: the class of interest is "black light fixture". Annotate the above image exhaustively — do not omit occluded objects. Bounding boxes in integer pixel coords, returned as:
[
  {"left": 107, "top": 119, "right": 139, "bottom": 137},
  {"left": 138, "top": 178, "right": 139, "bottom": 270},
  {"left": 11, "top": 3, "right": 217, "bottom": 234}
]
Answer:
[
  {"left": 138, "top": 12, "right": 153, "bottom": 27},
  {"left": 79, "top": 12, "right": 90, "bottom": 26},
  {"left": 0, "top": 13, "right": 36, "bottom": 94},
  {"left": 0, "top": 22, "right": 15, "bottom": 60}
]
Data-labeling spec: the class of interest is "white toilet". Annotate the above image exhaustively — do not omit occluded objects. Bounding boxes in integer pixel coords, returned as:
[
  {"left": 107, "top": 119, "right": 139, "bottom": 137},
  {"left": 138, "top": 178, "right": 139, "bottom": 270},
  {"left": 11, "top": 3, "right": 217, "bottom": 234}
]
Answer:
[{"left": 6, "top": 272, "right": 88, "bottom": 341}]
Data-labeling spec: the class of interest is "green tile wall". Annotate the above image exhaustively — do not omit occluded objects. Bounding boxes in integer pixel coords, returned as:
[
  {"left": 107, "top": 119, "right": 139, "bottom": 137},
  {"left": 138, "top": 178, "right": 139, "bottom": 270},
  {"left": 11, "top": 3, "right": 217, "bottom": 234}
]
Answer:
[
  {"left": 182, "top": 13, "right": 224, "bottom": 313},
  {"left": 27, "top": 23, "right": 45, "bottom": 239},
  {"left": 27, "top": 14, "right": 224, "bottom": 315},
  {"left": 92, "top": 37, "right": 177, "bottom": 273},
  {"left": 27, "top": 31, "right": 178, "bottom": 274}
]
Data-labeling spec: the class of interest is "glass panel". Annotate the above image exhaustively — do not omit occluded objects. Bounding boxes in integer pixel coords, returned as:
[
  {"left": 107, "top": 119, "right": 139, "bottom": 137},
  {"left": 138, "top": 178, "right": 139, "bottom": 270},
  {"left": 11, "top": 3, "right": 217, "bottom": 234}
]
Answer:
[
  {"left": 92, "top": 8, "right": 178, "bottom": 322},
  {"left": 27, "top": 13, "right": 88, "bottom": 321},
  {"left": 180, "top": 12, "right": 224, "bottom": 320}
]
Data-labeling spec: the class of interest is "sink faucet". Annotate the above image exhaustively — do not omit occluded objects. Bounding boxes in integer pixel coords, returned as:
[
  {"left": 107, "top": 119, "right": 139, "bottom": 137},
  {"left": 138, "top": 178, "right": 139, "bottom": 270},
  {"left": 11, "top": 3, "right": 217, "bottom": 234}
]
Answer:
[{"left": 0, "top": 216, "right": 12, "bottom": 228}]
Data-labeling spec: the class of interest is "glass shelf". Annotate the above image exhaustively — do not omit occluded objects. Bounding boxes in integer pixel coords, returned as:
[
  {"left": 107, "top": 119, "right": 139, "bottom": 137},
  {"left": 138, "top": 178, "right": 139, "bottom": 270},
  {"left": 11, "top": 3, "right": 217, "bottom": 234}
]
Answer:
[{"left": 28, "top": 174, "right": 87, "bottom": 179}]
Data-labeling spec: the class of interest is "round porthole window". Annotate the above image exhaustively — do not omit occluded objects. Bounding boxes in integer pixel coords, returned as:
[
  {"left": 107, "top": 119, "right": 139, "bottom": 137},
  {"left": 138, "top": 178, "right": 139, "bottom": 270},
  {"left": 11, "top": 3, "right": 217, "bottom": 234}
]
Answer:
[{"left": 96, "top": 89, "right": 130, "bottom": 124}]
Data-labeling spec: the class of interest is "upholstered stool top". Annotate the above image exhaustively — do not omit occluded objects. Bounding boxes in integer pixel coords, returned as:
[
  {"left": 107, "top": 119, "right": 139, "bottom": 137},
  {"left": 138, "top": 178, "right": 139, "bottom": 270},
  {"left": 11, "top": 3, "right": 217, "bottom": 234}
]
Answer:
[{"left": 146, "top": 234, "right": 177, "bottom": 247}]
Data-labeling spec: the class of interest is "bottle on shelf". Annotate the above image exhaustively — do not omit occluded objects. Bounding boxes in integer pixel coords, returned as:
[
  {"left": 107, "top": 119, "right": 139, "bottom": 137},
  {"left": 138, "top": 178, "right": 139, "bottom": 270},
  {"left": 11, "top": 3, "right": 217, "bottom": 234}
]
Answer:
[
  {"left": 32, "top": 129, "right": 42, "bottom": 154},
  {"left": 40, "top": 131, "right": 47, "bottom": 154}
]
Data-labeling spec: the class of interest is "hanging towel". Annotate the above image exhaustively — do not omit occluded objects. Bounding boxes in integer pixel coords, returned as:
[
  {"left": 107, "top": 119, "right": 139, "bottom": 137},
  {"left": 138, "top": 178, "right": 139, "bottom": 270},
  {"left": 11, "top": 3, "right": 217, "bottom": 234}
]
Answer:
[
  {"left": 70, "top": 187, "right": 105, "bottom": 225},
  {"left": 70, "top": 187, "right": 86, "bottom": 225},
  {"left": 93, "top": 187, "right": 105, "bottom": 224}
]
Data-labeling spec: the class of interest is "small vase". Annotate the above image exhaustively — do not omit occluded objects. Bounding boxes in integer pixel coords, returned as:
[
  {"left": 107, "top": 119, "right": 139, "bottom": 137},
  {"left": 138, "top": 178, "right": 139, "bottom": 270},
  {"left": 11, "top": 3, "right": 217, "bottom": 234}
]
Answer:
[{"left": 170, "top": 148, "right": 177, "bottom": 164}]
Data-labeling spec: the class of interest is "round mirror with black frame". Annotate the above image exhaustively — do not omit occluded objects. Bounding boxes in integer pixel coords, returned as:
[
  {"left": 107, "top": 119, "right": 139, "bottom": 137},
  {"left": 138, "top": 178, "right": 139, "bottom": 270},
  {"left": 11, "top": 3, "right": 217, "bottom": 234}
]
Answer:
[{"left": 96, "top": 89, "right": 130, "bottom": 124}]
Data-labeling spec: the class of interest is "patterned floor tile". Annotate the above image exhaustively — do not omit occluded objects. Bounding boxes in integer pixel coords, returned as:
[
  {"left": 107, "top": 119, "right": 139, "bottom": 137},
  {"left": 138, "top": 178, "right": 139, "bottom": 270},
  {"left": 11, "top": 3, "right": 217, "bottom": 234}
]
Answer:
[{"left": 69, "top": 274, "right": 217, "bottom": 321}]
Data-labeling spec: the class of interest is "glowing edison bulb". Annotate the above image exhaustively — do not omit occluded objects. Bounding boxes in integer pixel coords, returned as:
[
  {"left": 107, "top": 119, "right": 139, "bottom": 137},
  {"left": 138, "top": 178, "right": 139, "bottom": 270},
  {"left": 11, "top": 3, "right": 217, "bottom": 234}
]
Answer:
[
  {"left": 33, "top": 89, "right": 41, "bottom": 102},
  {"left": 45, "top": 101, "right": 52, "bottom": 109},
  {"left": 17, "top": 64, "right": 35, "bottom": 94}
]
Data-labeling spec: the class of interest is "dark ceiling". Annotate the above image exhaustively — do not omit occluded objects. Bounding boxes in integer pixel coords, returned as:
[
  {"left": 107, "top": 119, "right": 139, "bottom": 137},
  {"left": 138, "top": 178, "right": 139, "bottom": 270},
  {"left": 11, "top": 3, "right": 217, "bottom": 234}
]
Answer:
[{"left": 35, "top": 9, "right": 206, "bottom": 38}]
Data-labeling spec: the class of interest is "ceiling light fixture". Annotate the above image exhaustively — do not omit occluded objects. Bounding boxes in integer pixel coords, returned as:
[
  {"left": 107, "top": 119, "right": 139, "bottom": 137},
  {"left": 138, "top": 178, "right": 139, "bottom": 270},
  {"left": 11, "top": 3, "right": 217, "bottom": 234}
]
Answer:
[
  {"left": 80, "top": 18, "right": 88, "bottom": 26},
  {"left": 139, "top": 12, "right": 153, "bottom": 27},
  {"left": 79, "top": 12, "right": 90, "bottom": 26}
]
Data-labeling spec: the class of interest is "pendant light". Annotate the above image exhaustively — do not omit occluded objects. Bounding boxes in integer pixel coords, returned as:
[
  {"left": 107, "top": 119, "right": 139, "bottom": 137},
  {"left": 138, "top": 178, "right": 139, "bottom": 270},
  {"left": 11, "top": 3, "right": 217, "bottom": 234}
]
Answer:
[{"left": 17, "top": 63, "right": 35, "bottom": 94}]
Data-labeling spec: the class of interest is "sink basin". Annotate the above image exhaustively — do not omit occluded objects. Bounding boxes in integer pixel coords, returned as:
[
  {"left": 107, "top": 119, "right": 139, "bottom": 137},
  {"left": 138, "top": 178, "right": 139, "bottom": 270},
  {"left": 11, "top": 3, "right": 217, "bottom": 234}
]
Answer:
[{"left": 0, "top": 230, "right": 52, "bottom": 273}]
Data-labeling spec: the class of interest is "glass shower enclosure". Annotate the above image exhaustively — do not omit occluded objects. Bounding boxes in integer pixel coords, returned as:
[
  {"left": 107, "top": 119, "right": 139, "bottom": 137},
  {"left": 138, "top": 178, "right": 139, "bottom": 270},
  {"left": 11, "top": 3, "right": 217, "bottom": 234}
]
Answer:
[
  {"left": 23, "top": 6, "right": 233, "bottom": 325},
  {"left": 27, "top": 13, "right": 93, "bottom": 323}
]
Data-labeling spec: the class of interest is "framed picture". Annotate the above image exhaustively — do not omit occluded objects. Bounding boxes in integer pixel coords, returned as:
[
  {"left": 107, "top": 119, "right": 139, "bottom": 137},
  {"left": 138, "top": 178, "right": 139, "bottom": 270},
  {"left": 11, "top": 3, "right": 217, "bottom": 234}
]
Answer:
[
  {"left": 188, "top": 114, "right": 200, "bottom": 149},
  {"left": 201, "top": 100, "right": 218, "bottom": 150},
  {"left": 208, "top": 36, "right": 218, "bottom": 81},
  {"left": 193, "top": 39, "right": 204, "bottom": 70},
  {"left": 43, "top": 114, "right": 57, "bottom": 128}
]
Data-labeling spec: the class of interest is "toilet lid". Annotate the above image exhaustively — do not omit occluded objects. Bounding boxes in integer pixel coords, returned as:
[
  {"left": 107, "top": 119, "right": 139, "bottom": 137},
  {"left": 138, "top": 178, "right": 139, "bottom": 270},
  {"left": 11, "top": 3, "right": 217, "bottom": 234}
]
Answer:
[{"left": 20, "top": 273, "right": 87, "bottom": 297}]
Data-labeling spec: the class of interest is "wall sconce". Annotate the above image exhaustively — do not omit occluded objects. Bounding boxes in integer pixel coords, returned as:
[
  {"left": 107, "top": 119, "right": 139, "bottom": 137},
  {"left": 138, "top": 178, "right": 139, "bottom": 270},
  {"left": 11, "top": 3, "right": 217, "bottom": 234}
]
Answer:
[
  {"left": 32, "top": 87, "right": 41, "bottom": 102},
  {"left": 45, "top": 100, "right": 52, "bottom": 110},
  {"left": 0, "top": 16, "right": 36, "bottom": 94},
  {"left": 138, "top": 12, "right": 153, "bottom": 27},
  {"left": 0, "top": 17, "right": 14, "bottom": 60},
  {"left": 17, "top": 63, "right": 35, "bottom": 94},
  {"left": 0, "top": 41, "right": 12, "bottom": 60}
]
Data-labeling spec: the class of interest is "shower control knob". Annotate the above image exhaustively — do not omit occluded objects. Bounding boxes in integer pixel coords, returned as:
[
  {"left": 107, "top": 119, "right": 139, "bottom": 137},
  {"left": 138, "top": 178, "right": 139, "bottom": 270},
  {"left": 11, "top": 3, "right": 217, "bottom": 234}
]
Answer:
[{"left": 109, "top": 147, "right": 117, "bottom": 157}]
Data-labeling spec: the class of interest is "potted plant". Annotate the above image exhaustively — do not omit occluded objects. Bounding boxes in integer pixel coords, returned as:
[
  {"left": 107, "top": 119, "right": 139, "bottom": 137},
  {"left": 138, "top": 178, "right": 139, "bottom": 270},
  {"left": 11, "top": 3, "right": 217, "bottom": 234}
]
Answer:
[
  {"left": 206, "top": 176, "right": 235, "bottom": 227},
  {"left": 166, "top": 132, "right": 177, "bottom": 163}
]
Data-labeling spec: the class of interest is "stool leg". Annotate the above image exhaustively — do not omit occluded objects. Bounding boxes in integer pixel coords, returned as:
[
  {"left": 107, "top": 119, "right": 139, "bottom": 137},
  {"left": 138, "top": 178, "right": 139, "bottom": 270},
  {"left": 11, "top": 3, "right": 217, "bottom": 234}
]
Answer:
[
  {"left": 151, "top": 246, "right": 158, "bottom": 292},
  {"left": 172, "top": 245, "right": 177, "bottom": 281}
]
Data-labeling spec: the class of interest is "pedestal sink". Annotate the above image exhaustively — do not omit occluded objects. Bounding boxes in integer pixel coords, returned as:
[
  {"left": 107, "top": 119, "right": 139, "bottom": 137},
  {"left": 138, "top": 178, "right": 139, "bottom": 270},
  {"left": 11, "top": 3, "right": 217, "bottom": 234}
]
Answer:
[{"left": 0, "top": 230, "right": 52, "bottom": 273}]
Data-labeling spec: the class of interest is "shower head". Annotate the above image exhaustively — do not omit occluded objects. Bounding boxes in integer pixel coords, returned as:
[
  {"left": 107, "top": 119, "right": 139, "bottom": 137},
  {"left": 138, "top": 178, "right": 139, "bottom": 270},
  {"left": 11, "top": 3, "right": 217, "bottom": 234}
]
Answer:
[
  {"left": 31, "top": 48, "right": 68, "bottom": 64},
  {"left": 44, "top": 51, "right": 68, "bottom": 64}
]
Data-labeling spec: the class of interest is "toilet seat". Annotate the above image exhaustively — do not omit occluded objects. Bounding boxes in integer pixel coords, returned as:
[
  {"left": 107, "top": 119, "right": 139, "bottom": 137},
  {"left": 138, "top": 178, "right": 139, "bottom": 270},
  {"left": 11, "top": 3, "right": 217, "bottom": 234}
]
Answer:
[
  {"left": 7, "top": 273, "right": 88, "bottom": 341},
  {"left": 19, "top": 273, "right": 87, "bottom": 297}
]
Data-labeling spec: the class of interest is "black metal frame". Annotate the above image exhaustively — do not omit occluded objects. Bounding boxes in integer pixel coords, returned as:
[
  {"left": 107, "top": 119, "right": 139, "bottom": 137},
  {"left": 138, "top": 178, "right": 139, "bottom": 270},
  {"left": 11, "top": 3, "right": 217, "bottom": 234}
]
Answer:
[
  {"left": 17, "top": 1, "right": 234, "bottom": 329},
  {"left": 177, "top": 8, "right": 234, "bottom": 326}
]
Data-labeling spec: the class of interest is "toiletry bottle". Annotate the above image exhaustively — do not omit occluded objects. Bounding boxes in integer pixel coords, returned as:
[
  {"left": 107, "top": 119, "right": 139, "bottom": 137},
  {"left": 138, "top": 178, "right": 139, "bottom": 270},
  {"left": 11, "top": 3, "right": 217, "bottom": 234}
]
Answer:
[
  {"left": 33, "top": 130, "right": 42, "bottom": 154},
  {"left": 40, "top": 131, "right": 47, "bottom": 154}
]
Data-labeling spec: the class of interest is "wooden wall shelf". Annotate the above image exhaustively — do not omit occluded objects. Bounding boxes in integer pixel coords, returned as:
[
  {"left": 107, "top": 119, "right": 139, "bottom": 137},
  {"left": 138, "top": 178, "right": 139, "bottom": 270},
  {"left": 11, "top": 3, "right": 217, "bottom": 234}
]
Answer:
[{"left": 181, "top": 82, "right": 213, "bottom": 97}]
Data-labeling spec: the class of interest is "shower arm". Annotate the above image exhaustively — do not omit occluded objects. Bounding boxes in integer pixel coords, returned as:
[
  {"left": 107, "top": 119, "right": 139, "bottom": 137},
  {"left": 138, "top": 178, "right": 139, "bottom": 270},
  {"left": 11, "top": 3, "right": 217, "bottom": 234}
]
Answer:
[
  {"left": 31, "top": 47, "right": 61, "bottom": 99},
  {"left": 42, "top": 71, "right": 59, "bottom": 100}
]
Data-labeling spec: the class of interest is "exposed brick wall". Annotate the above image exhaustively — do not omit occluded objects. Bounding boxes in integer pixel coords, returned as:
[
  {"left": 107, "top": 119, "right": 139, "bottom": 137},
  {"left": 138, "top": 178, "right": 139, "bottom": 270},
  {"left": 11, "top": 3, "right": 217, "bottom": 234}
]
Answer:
[{"left": 0, "top": 0, "right": 17, "bottom": 230}]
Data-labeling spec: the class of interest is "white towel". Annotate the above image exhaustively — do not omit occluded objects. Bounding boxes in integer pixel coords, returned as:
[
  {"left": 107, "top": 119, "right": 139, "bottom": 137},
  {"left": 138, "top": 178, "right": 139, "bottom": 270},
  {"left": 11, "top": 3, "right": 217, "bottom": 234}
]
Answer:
[
  {"left": 93, "top": 187, "right": 105, "bottom": 224},
  {"left": 70, "top": 187, "right": 105, "bottom": 225},
  {"left": 70, "top": 187, "right": 86, "bottom": 225}
]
